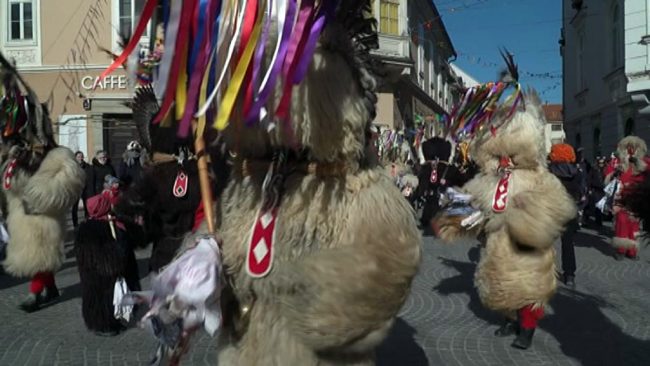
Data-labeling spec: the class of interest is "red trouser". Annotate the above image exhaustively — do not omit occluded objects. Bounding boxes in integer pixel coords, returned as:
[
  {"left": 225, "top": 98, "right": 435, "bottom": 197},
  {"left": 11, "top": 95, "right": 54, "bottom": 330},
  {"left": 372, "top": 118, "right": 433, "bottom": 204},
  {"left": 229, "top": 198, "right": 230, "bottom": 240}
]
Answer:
[
  {"left": 29, "top": 272, "right": 55, "bottom": 294},
  {"left": 519, "top": 304, "right": 544, "bottom": 329},
  {"left": 614, "top": 209, "right": 639, "bottom": 256}
]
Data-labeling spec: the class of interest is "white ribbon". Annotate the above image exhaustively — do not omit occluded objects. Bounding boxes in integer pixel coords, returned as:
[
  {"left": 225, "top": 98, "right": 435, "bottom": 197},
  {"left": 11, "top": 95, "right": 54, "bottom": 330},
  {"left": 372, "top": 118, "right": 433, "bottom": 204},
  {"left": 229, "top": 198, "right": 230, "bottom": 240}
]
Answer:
[
  {"left": 195, "top": 0, "right": 247, "bottom": 117},
  {"left": 154, "top": 0, "right": 183, "bottom": 99}
]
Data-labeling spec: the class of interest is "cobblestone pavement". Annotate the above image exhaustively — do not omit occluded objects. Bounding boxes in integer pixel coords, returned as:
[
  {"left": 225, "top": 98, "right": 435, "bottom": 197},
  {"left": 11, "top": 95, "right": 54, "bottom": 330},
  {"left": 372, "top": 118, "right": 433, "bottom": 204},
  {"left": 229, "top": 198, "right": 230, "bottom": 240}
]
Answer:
[{"left": 1, "top": 221, "right": 650, "bottom": 365}]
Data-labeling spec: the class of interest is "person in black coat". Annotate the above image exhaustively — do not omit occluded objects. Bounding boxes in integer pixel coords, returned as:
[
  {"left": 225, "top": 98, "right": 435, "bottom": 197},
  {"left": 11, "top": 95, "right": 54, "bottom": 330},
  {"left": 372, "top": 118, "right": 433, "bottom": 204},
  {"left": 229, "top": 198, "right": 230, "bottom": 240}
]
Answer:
[
  {"left": 84, "top": 150, "right": 117, "bottom": 199},
  {"left": 585, "top": 156, "right": 606, "bottom": 227},
  {"left": 71, "top": 151, "right": 90, "bottom": 227},
  {"left": 549, "top": 144, "right": 583, "bottom": 287}
]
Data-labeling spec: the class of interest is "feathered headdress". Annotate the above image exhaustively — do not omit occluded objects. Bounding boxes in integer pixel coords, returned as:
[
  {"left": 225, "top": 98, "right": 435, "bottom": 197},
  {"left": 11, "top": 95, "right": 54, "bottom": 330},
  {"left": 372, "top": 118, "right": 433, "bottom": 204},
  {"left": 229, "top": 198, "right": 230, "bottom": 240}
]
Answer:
[{"left": 0, "top": 52, "right": 56, "bottom": 149}]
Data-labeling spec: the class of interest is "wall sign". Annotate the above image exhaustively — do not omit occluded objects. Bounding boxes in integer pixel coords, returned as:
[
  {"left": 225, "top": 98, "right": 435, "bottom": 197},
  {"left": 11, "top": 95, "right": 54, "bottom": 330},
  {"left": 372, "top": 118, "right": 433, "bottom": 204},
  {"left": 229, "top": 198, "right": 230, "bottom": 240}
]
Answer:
[{"left": 81, "top": 75, "right": 128, "bottom": 90}]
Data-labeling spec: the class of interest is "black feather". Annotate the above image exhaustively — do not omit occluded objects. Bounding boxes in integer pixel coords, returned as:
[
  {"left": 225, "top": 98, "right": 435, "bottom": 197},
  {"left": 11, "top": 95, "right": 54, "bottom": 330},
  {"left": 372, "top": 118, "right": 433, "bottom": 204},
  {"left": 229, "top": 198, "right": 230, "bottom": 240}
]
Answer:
[
  {"left": 130, "top": 85, "right": 158, "bottom": 153},
  {"left": 499, "top": 48, "right": 519, "bottom": 83}
]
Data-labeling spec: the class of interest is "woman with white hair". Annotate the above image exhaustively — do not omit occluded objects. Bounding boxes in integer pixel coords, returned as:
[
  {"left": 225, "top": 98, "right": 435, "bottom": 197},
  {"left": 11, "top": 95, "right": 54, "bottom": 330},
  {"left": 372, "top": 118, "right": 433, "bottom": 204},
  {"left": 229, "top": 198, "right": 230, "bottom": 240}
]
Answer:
[{"left": 118, "top": 140, "right": 147, "bottom": 188}]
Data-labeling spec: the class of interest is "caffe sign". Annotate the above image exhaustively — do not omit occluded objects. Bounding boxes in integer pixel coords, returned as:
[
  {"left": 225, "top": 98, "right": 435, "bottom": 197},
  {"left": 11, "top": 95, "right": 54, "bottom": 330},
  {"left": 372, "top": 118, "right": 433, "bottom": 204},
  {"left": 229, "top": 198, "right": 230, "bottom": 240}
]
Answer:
[{"left": 81, "top": 75, "right": 128, "bottom": 90}]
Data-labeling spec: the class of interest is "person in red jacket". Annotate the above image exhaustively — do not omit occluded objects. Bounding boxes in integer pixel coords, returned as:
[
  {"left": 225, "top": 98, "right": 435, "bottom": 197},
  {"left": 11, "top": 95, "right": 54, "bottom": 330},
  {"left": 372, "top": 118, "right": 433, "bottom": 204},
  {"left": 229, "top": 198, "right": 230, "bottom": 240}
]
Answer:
[{"left": 604, "top": 136, "right": 650, "bottom": 260}]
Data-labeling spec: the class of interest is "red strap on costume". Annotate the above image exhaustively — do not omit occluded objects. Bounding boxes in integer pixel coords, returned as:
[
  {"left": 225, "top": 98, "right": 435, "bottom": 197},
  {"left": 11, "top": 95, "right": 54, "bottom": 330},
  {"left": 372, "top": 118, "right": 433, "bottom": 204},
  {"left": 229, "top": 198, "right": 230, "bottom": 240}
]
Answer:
[{"left": 193, "top": 200, "right": 206, "bottom": 233}]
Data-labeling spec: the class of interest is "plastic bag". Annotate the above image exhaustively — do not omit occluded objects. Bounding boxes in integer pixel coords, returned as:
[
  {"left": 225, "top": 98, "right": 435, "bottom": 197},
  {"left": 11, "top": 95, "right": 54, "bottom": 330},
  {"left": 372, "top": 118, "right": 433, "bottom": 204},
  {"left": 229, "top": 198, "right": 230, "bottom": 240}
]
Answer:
[{"left": 113, "top": 277, "right": 133, "bottom": 322}]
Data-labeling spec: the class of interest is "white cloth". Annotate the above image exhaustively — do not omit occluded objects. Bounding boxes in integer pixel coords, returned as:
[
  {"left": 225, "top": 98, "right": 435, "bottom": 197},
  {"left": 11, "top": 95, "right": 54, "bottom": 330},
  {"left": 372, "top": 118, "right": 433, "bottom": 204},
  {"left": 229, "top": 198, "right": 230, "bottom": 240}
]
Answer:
[
  {"left": 127, "top": 236, "right": 223, "bottom": 341},
  {"left": 113, "top": 277, "right": 133, "bottom": 322}
]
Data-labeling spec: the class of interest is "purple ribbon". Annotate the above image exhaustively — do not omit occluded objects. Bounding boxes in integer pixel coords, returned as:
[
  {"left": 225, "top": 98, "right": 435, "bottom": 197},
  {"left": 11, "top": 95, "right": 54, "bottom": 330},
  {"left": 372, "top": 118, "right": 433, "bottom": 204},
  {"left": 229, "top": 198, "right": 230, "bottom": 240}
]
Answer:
[
  {"left": 292, "top": 0, "right": 337, "bottom": 84},
  {"left": 244, "top": 0, "right": 297, "bottom": 126}
]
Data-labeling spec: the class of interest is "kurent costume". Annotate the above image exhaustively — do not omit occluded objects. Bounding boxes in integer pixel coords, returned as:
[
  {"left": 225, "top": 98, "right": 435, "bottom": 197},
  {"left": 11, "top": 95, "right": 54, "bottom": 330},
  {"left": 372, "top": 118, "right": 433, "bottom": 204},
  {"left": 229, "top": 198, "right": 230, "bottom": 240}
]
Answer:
[
  {"left": 101, "top": 1, "right": 421, "bottom": 364},
  {"left": 75, "top": 176, "right": 142, "bottom": 336},
  {"left": 604, "top": 136, "right": 650, "bottom": 260},
  {"left": 0, "top": 53, "right": 85, "bottom": 312},
  {"left": 434, "top": 63, "right": 576, "bottom": 350},
  {"left": 115, "top": 86, "right": 202, "bottom": 274}
]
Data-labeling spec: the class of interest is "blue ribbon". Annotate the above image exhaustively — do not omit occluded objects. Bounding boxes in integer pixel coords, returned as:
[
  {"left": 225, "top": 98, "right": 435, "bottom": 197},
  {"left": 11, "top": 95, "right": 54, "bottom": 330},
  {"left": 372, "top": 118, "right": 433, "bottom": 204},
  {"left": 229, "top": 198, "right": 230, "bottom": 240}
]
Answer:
[{"left": 188, "top": 0, "right": 210, "bottom": 76}]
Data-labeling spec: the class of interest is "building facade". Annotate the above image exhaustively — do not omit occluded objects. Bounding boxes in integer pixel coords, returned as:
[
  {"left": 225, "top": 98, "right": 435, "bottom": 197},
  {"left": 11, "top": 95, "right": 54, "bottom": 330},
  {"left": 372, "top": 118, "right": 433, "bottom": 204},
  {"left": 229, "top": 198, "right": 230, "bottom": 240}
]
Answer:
[
  {"left": 561, "top": 0, "right": 650, "bottom": 161},
  {"left": 0, "top": 0, "right": 149, "bottom": 163},
  {"left": 370, "top": 0, "right": 462, "bottom": 133},
  {"left": 542, "top": 104, "right": 566, "bottom": 153}
]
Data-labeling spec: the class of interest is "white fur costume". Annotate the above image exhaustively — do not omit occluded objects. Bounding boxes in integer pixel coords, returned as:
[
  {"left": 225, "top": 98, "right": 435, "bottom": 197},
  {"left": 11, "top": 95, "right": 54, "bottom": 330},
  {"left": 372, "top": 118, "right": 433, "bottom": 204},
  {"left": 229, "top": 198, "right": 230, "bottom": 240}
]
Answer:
[
  {"left": 2, "top": 147, "right": 85, "bottom": 277},
  {"left": 213, "top": 20, "right": 421, "bottom": 366}
]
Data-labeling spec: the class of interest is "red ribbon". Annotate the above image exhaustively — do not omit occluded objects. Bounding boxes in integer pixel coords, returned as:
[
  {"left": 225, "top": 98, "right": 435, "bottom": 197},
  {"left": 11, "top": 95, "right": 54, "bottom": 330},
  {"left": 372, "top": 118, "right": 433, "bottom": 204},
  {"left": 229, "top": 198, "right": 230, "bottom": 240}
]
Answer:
[
  {"left": 97, "top": 0, "right": 158, "bottom": 85},
  {"left": 153, "top": 0, "right": 197, "bottom": 124}
]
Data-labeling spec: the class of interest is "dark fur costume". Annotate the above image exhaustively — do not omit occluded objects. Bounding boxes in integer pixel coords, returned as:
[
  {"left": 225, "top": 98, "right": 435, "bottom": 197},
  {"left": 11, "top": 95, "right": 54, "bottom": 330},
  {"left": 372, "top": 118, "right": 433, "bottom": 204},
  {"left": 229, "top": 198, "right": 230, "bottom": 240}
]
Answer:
[
  {"left": 75, "top": 219, "right": 142, "bottom": 333},
  {"left": 115, "top": 86, "right": 203, "bottom": 273},
  {"left": 116, "top": 160, "right": 201, "bottom": 272},
  {"left": 417, "top": 138, "right": 464, "bottom": 230}
]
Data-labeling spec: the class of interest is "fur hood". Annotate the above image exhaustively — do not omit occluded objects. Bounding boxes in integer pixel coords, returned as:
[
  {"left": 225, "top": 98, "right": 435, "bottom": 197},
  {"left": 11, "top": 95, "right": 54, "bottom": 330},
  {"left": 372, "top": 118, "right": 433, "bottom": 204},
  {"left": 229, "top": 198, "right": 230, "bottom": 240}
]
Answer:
[
  {"left": 471, "top": 91, "right": 547, "bottom": 174},
  {"left": 616, "top": 136, "right": 648, "bottom": 174}
]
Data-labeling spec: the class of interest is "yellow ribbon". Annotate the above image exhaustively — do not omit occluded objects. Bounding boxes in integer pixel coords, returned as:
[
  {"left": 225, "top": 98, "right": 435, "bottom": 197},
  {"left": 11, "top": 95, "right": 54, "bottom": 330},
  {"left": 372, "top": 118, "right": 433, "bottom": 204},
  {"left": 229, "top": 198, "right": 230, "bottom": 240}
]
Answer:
[
  {"left": 175, "top": 42, "right": 189, "bottom": 121},
  {"left": 213, "top": 0, "right": 266, "bottom": 131},
  {"left": 196, "top": 53, "right": 214, "bottom": 140}
]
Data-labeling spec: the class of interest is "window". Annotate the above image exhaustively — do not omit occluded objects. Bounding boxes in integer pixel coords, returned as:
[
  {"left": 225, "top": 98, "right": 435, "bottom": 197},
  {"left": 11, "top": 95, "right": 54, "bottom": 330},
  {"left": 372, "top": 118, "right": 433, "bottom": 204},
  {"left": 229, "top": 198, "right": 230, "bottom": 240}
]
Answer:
[
  {"left": 118, "top": 0, "right": 150, "bottom": 38},
  {"left": 417, "top": 25, "right": 424, "bottom": 88},
  {"left": 551, "top": 124, "right": 563, "bottom": 131},
  {"left": 575, "top": 133, "right": 582, "bottom": 148},
  {"left": 610, "top": 3, "right": 622, "bottom": 69},
  {"left": 625, "top": 118, "right": 635, "bottom": 136},
  {"left": 380, "top": 0, "right": 399, "bottom": 35},
  {"left": 593, "top": 127, "right": 601, "bottom": 156},
  {"left": 8, "top": 0, "right": 34, "bottom": 41},
  {"left": 577, "top": 28, "right": 585, "bottom": 90}
]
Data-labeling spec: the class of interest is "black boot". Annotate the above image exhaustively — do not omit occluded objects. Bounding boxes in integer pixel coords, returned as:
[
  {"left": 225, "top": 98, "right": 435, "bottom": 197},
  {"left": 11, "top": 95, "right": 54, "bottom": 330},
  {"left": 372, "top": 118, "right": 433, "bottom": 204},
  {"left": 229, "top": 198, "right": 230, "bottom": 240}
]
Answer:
[
  {"left": 43, "top": 286, "right": 60, "bottom": 302},
  {"left": 511, "top": 327, "right": 535, "bottom": 349},
  {"left": 19, "top": 293, "right": 44, "bottom": 313},
  {"left": 494, "top": 318, "right": 518, "bottom": 337}
]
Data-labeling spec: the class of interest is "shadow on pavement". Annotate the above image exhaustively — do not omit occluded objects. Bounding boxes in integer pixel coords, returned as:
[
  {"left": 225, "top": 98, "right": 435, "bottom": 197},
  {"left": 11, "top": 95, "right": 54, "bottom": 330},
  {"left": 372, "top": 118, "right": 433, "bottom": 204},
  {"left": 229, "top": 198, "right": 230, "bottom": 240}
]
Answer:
[
  {"left": 377, "top": 318, "right": 429, "bottom": 366},
  {"left": 574, "top": 230, "right": 614, "bottom": 259},
  {"left": 0, "top": 270, "right": 29, "bottom": 290},
  {"left": 543, "top": 288, "right": 650, "bottom": 366},
  {"left": 433, "top": 257, "right": 500, "bottom": 326}
]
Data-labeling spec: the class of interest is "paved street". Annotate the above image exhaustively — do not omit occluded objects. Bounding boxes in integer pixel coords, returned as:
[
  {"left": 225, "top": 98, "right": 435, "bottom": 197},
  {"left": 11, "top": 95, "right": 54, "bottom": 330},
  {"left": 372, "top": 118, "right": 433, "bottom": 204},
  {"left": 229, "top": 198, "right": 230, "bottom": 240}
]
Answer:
[{"left": 1, "top": 222, "right": 650, "bottom": 365}]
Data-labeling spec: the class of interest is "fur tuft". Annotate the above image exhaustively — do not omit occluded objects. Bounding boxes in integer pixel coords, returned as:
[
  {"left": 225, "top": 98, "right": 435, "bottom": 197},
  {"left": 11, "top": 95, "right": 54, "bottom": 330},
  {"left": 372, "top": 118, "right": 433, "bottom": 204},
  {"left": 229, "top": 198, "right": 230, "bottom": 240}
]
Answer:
[{"left": 21, "top": 147, "right": 85, "bottom": 215}]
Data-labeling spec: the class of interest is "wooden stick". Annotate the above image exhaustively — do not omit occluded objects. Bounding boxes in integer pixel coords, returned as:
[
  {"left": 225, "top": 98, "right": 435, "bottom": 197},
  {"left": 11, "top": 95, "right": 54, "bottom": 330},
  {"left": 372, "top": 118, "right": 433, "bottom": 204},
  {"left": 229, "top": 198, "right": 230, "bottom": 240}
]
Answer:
[{"left": 193, "top": 119, "right": 216, "bottom": 234}]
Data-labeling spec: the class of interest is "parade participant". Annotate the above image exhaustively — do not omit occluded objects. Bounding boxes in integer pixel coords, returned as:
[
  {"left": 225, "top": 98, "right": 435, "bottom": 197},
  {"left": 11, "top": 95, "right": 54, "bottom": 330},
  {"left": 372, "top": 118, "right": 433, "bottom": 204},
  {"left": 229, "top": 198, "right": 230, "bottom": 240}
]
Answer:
[
  {"left": 117, "top": 140, "right": 147, "bottom": 188},
  {"left": 102, "top": 1, "right": 420, "bottom": 364},
  {"left": 434, "top": 58, "right": 576, "bottom": 350},
  {"left": 0, "top": 52, "right": 85, "bottom": 312},
  {"left": 416, "top": 137, "right": 464, "bottom": 234},
  {"left": 604, "top": 136, "right": 650, "bottom": 260},
  {"left": 548, "top": 143, "right": 583, "bottom": 287},
  {"left": 75, "top": 175, "right": 142, "bottom": 336},
  {"left": 114, "top": 86, "right": 202, "bottom": 274}
]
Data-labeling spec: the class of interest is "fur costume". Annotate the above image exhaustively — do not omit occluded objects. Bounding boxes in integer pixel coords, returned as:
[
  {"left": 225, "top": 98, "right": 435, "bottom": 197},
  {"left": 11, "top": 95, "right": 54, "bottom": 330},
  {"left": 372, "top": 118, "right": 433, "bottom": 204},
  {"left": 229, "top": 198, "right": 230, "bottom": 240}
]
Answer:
[
  {"left": 604, "top": 136, "right": 650, "bottom": 258},
  {"left": 76, "top": 218, "right": 142, "bottom": 334},
  {"left": 2, "top": 147, "right": 85, "bottom": 276},
  {"left": 0, "top": 51, "right": 85, "bottom": 312},
  {"left": 416, "top": 137, "right": 466, "bottom": 231},
  {"left": 115, "top": 86, "right": 202, "bottom": 273},
  {"left": 435, "top": 90, "right": 576, "bottom": 348},
  {"left": 208, "top": 4, "right": 421, "bottom": 365}
]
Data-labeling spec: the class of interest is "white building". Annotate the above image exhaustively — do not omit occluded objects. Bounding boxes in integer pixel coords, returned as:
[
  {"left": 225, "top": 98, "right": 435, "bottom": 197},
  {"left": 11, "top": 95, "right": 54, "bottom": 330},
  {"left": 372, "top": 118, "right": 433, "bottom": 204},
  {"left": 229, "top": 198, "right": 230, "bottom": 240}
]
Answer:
[
  {"left": 370, "top": 0, "right": 462, "bottom": 132},
  {"left": 561, "top": 0, "right": 650, "bottom": 160},
  {"left": 450, "top": 63, "right": 480, "bottom": 89},
  {"left": 542, "top": 104, "right": 566, "bottom": 153}
]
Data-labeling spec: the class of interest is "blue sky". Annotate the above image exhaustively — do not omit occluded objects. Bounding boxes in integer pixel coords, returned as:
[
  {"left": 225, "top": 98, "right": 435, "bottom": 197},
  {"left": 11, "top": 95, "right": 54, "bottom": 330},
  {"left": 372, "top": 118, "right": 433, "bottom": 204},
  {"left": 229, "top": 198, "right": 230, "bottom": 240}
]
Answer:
[{"left": 436, "top": 0, "right": 563, "bottom": 103}]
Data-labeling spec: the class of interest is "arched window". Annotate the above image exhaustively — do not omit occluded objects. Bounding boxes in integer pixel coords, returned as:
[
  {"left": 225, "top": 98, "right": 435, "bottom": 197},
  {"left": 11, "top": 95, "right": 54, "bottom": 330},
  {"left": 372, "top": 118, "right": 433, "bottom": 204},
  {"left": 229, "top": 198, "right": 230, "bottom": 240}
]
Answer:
[
  {"left": 611, "top": 3, "right": 622, "bottom": 68},
  {"left": 625, "top": 118, "right": 635, "bottom": 136}
]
